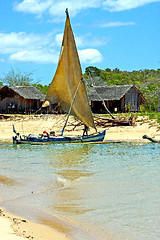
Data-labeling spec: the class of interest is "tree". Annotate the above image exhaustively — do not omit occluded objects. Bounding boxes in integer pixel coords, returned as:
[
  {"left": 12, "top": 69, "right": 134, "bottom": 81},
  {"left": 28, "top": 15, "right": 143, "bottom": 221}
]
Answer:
[
  {"left": 105, "top": 68, "right": 111, "bottom": 72},
  {"left": 113, "top": 68, "right": 120, "bottom": 73},
  {"left": 33, "top": 83, "right": 49, "bottom": 95},
  {"left": 85, "top": 66, "right": 101, "bottom": 77},
  {"left": 0, "top": 68, "right": 34, "bottom": 86}
]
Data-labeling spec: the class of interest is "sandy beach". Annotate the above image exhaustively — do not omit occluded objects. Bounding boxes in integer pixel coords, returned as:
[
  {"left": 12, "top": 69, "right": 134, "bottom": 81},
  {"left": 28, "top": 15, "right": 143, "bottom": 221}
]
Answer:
[
  {"left": 0, "top": 113, "right": 160, "bottom": 143},
  {"left": 0, "top": 208, "right": 71, "bottom": 240},
  {"left": 0, "top": 113, "right": 160, "bottom": 240}
]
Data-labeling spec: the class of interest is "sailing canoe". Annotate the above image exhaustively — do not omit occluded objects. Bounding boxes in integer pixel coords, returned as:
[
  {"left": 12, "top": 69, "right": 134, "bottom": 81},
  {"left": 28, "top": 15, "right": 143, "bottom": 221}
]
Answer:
[{"left": 12, "top": 9, "right": 106, "bottom": 144}]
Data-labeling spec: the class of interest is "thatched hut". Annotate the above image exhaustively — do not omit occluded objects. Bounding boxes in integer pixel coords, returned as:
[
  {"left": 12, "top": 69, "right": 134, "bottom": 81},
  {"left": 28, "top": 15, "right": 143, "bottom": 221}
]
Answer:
[
  {"left": 0, "top": 86, "right": 45, "bottom": 113},
  {"left": 88, "top": 85, "right": 147, "bottom": 113}
]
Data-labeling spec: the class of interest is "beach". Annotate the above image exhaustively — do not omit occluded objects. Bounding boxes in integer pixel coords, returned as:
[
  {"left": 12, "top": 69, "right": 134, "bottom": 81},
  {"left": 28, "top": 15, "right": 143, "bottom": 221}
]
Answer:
[
  {"left": 0, "top": 114, "right": 160, "bottom": 240},
  {"left": 0, "top": 113, "right": 160, "bottom": 143},
  {"left": 0, "top": 208, "right": 71, "bottom": 240}
]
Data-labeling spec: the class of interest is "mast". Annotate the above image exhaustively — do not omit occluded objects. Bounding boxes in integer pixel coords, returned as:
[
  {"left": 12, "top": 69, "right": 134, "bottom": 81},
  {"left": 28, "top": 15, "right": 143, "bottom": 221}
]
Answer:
[
  {"left": 61, "top": 77, "right": 83, "bottom": 136},
  {"left": 65, "top": 8, "right": 69, "bottom": 18}
]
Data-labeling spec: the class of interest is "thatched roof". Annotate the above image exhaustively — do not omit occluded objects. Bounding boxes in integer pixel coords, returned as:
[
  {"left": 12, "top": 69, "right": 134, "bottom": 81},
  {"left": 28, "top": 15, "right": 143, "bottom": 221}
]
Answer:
[
  {"left": 88, "top": 85, "right": 146, "bottom": 103},
  {"left": 0, "top": 86, "right": 45, "bottom": 100}
]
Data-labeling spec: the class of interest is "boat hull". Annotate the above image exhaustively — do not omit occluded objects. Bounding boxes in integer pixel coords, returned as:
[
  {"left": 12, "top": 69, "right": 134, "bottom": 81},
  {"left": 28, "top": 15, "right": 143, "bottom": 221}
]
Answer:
[{"left": 13, "top": 130, "right": 106, "bottom": 144}]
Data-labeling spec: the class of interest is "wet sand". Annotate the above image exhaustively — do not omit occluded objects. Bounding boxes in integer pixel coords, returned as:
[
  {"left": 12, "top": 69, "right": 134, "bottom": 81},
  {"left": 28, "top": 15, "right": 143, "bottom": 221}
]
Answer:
[
  {"left": 0, "top": 208, "right": 71, "bottom": 240},
  {"left": 0, "top": 174, "right": 72, "bottom": 239}
]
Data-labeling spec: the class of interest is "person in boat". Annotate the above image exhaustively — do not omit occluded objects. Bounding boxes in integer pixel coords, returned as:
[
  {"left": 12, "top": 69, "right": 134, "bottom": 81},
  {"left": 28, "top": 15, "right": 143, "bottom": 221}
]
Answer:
[
  {"left": 83, "top": 125, "right": 89, "bottom": 136},
  {"left": 43, "top": 131, "right": 49, "bottom": 138},
  {"left": 50, "top": 131, "right": 55, "bottom": 136}
]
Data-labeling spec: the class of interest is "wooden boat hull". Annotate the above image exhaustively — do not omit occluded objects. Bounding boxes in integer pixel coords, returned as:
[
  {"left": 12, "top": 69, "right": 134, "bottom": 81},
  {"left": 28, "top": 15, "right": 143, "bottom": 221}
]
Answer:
[{"left": 13, "top": 130, "right": 106, "bottom": 144}]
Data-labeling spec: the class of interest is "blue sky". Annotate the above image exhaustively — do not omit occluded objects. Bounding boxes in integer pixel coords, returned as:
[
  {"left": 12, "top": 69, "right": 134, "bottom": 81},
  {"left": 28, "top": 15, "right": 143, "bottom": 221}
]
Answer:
[{"left": 0, "top": 0, "right": 160, "bottom": 85}]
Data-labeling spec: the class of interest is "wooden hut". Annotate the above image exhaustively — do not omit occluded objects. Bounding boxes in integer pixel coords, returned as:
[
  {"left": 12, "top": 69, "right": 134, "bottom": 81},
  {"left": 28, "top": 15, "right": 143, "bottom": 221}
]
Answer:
[
  {"left": 0, "top": 86, "right": 45, "bottom": 113},
  {"left": 88, "top": 85, "right": 147, "bottom": 113}
]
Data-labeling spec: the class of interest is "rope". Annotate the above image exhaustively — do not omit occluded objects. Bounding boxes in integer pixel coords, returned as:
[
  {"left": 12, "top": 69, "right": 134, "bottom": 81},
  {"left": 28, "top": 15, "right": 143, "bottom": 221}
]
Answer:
[{"left": 88, "top": 72, "right": 115, "bottom": 120}]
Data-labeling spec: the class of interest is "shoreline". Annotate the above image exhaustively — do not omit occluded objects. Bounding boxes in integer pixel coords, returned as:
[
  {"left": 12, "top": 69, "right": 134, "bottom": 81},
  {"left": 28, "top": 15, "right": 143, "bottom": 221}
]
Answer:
[
  {"left": 0, "top": 173, "right": 98, "bottom": 240},
  {"left": 0, "top": 208, "right": 71, "bottom": 240},
  {"left": 0, "top": 199, "right": 99, "bottom": 240}
]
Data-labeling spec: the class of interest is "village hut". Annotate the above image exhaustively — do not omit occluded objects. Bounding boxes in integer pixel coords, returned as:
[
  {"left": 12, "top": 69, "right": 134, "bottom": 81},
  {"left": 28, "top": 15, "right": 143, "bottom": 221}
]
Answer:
[
  {"left": 0, "top": 86, "right": 45, "bottom": 113},
  {"left": 88, "top": 85, "right": 147, "bottom": 113}
]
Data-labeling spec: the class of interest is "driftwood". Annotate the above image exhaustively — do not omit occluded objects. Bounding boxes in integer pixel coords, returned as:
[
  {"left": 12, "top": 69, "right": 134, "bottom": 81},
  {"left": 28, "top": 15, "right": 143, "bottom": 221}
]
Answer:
[
  {"left": 0, "top": 114, "right": 11, "bottom": 119},
  {"left": 94, "top": 115, "right": 134, "bottom": 127},
  {"left": 142, "top": 135, "right": 160, "bottom": 143},
  {"left": 66, "top": 115, "right": 134, "bottom": 132}
]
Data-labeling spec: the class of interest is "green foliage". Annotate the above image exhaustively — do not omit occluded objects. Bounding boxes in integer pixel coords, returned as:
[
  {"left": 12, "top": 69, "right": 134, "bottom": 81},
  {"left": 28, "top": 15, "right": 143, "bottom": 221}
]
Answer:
[
  {"left": 0, "top": 68, "right": 34, "bottom": 86},
  {"left": 157, "top": 115, "right": 160, "bottom": 123},
  {"left": 149, "top": 112, "right": 156, "bottom": 119},
  {"left": 0, "top": 82, "right": 3, "bottom": 88},
  {"left": 33, "top": 83, "right": 49, "bottom": 95}
]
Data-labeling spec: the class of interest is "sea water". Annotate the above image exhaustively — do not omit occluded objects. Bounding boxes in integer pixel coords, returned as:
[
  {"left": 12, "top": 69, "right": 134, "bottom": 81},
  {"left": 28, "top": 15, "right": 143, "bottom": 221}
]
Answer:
[{"left": 0, "top": 142, "right": 159, "bottom": 240}]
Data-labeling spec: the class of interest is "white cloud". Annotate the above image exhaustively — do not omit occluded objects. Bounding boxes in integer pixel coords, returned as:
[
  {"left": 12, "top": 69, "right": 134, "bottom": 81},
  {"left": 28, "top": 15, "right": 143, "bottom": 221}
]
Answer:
[
  {"left": 14, "top": 0, "right": 52, "bottom": 15},
  {"left": 13, "top": 0, "right": 160, "bottom": 18},
  {"left": 54, "top": 32, "right": 107, "bottom": 49},
  {"left": 14, "top": 0, "right": 101, "bottom": 19},
  {"left": 103, "top": 0, "right": 160, "bottom": 12},
  {"left": 0, "top": 32, "right": 59, "bottom": 64},
  {"left": 78, "top": 49, "right": 103, "bottom": 64},
  {"left": 9, "top": 49, "right": 59, "bottom": 64},
  {"left": 55, "top": 33, "right": 63, "bottom": 47},
  {"left": 0, "top": 31, "right": 103, "bottom": 64},
  {"left": 48, "top": 0, "right": 101, "bottom": 19},
  {"left": 99, "top": 21, "right": 135, "bottom": 27},
  {"left": 0, "top": 32, "right": 50, "bottom": 54},
  {"left": 9, "top": 48, "right": 103, "bottom": 64},
  {"left": 75, "top": 34, "right": 108, "bottom": 47}
]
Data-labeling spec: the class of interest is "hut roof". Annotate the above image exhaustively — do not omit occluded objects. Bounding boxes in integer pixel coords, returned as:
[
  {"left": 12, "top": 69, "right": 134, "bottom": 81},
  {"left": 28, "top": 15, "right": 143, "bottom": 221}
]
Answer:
[
  {"left": 2, "top": 86, "right": 45, "bottom": 100},
  {"left": 88, "top": 85, "right": 146, "bottom": 103}
]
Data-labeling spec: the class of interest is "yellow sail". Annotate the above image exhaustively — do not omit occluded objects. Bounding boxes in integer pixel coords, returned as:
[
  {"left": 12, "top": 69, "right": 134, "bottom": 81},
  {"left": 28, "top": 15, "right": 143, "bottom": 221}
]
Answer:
[{"left": 43, "top": 9, "right": 96, "bottom": 130}]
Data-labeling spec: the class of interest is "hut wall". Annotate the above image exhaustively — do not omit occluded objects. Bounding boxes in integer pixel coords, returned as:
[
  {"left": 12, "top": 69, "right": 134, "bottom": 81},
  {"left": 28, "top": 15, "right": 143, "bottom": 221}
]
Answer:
[
  {"left": 125, "top": 88, "right": 139, "bottom": 112},
  {"left": 0, "top": 95, "right": 19, "bottom": 113},
  {"left": 17, "top": 98, "right": 41, "bottom": 112},
  {"left": 0, "top": 95, "right": 41, "bottom": 113}
]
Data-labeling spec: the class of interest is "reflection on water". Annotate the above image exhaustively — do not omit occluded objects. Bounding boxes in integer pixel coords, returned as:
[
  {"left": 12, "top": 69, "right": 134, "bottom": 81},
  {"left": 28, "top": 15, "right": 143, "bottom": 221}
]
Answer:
[
  {"left": 0, "top": 142, "right": 160, "bottom": 240},
  {"left": 49, "top": 144, "right": 95, "bottom": 216},
  {"left": 0, "top": 175, "right": 17, "bottom": 185}
]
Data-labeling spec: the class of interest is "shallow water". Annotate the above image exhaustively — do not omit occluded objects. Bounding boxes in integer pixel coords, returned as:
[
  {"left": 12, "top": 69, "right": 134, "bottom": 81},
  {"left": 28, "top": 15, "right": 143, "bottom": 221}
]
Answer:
[{"left": 0, "top": 142, "right": 160, "bottom": 240}]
